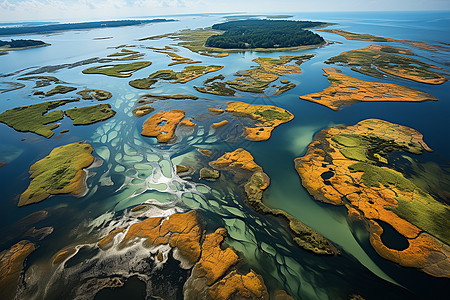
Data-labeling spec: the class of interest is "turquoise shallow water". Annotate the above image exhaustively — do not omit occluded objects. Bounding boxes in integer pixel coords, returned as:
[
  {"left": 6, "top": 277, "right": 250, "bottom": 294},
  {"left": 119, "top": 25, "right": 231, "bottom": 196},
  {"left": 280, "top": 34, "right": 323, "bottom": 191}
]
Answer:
[{"left": 0, "top": 11, "right": 449, "bottom": 299}]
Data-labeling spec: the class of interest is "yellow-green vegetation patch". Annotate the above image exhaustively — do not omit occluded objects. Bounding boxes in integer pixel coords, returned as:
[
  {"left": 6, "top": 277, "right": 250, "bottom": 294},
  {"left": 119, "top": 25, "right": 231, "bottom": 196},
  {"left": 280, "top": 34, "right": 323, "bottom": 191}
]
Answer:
[
  {"left": 388, "top": 196, "right": 450, "bottom": 245},
  {"left": 349, "top": 162, "right": 419, "bottom": 192},
  {"left": 253, "top": 108, "right": 292, "bottom": 122},
  {"left": 332, "top": 133, "right": 425, "bottom": 164},
  {"left": 148, "top": 69, "right": 178, "bottom": 80},
  {"left": 76, "top": 89, "right": 112, "bottom": 100},
  {"left": 107, "top": 48, "right": 140, "bottom": 57},
  {"left": 82, "top": 61, "right": 152, "bottom": 78},
  {"left": 273, "top": 83, "right": 296, "bottom": 95},
  {"left": 149, "top": 65, "right": 223, "bottom": 83},
  {"left": 65, "top": 104, "right": 116, "bottom": 125},
  {"left": 227, "top": 80, "right": 269, "bottom": 93},
  {"left": 19, "top": 142, "right": 94, "bottom": 206},
  {"left": 194, "top": 74, "right": 236, "bottom": 96},
  {"left": 349, "top": 162, "right": 450, "bottom": 245},
  {"left": 318, "top": 29, "right": 389, "bottom": 42},
  {"left": 132, "top": 105, "right": 155, "bottom": 118},
  {"left": 158, "top": 28, "right": 227, "bottom": 55},
  {"left": 130, "top": 65, "right": 224, "bottom": 89},
  {"left": 299, "top": 68, "right": 438, "bottom": 111},
  {"left": 149, "top": 27, "right": 324, "bottom": 55},
  {"left": 194, "top": 82, "right": 236, "bottom": 96},
  {"left": 109, "top": 54, "right": 145, "bottom": 61},
  {"left": 151, "top": 49, "right": 201, "bottom": 66},
  {"left": 45, "top": 85, "right": 77, "bottom": 96},
  {"left": 407, "top": 160, "right": 450, "bottom": 201},
  {"left": 225, "top": 101, "right": 294, "bottom": 141},
  {"left": 129, "top": 78, "right": 158, "bottom": 89},
  {"left": 318, "top": 29, "right": 442, "bottom": 51},
  {"left": 18, "top": 75, "right": 60, "bottom": 88},
  {"left": 226, "top": 54, "right": 313, "bottom": 94},
  {"left": 326, "top": 45, "right": 447, "bottom": 84},
  {"left": 138, "top": 94, "right": 199, "bottom": 101},
  {"left": 106, "top": 49, "right": 144, "bottom": 61},
  {"left": 294, "top": 119, "right": 450, "bottom": 276},
  {"left": 0, "top": 99, "right": 78, "bottom": 138}
]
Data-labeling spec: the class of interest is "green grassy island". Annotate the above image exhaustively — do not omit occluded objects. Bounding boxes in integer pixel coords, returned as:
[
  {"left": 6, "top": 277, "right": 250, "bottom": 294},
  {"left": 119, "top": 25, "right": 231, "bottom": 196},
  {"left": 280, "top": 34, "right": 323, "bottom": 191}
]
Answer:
[
  {"left": 129, "top": 78, "right": 158, "bottom": 89},
  {"left": 18, "top": 76, "right": 60, "bottom": 88},
  {"left": 194, "top": 75, "right": 236, "bottom": 96},
  {"left": 0, "top": 99, "right": 78, "bottom": 138},
  {"left": 45, "top": 85, "right": 77, "bottom": 96},
  {"left": 19, "top": 142, "right": 95, "bottom": 206},
  {"left": 76, "top": 89, "right": 112, "bottom": 101},
  {"left": 83, "top": 61, "right": 152, "bottom": 78},
  {"left": 65, "top": 104, "right": 116, "bottom": 125},
  {"left": 130, "top": 65, "right": 223, "bottom": 89}
]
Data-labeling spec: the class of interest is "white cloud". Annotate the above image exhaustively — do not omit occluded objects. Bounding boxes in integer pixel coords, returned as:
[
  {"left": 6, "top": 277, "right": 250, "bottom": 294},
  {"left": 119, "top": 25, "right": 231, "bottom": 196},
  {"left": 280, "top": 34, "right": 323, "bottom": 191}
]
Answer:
[
  {"left": 1, "top": 0, "right": 16, "bottom": 10},
  {"left": 0, "top": 0, "right": 448, "bottom": 22}
]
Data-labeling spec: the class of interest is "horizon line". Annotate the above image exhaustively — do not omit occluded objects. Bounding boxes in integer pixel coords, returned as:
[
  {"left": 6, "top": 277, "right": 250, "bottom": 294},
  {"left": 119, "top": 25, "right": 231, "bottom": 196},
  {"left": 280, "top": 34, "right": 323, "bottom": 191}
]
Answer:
[{"left": 2, "top": 9, "right": 449, "bottom": 24}]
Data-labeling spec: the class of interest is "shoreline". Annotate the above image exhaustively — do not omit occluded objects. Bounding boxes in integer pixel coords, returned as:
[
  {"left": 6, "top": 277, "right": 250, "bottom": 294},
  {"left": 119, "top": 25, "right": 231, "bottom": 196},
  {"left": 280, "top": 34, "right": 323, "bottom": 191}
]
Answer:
[
  {"left": 146, "top": 22, "right": 335, "bottom": 55},
  {"left": 193, "top": 41, "right": 329, "bottom": 54},
  {"left": 0, "top": 19, "right": 176, "bottom": 37},
  {"left": 0, "top": 43, "right": 51, "bottom": 52}
]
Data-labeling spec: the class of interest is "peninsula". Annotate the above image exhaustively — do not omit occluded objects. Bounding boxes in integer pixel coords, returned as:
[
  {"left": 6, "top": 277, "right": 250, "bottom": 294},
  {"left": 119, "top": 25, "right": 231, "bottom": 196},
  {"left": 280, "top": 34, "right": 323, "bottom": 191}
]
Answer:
[
  {"left": 318, "top": 29, "right": 444, "bottom": 51},
  {"left": 0, "top": 39, "right": 49, "bottom": 51}
]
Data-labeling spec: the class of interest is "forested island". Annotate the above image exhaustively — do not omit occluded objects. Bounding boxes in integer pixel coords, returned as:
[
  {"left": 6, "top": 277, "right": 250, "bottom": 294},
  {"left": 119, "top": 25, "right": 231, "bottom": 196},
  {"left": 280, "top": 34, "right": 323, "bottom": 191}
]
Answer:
[
  {"left": 205, "top": 20, "right": 325, "bottom": 49},
  {"left": 0, "top": 19, "right": 174, "bottom": 36},
  {"left": 0, "top": 39, "right": 49, "bottom": 50}
]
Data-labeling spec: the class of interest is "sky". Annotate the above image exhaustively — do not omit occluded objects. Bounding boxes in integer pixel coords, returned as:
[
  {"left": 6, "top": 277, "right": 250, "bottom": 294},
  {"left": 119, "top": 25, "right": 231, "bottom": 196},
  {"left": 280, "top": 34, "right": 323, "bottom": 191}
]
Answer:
[{"left": 0, "top": 0, "right": 449, "bottom": 22}]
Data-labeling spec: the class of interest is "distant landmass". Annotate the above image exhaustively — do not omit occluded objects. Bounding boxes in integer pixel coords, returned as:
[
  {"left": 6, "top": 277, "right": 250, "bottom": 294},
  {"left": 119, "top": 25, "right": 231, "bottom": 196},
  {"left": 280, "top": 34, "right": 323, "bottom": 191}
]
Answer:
[
  {"left": 0, "top": 21, "right": 59, "bottom": 27},
  {"left": 223, "top": 14, "right": 294, "bottom": 21},
  {"left": 205, "top": 20, "right": 325, "bottom": 49},
  {"left": 0, "top": 19, "right": 175, "bottom": 36},
  {"left": 0, "top": 39, "right": 49, "bottom": 50}
]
